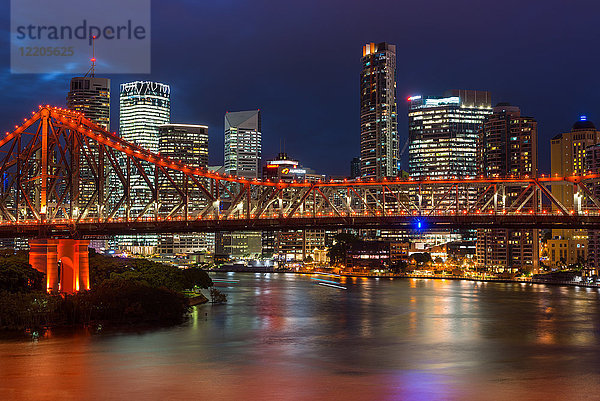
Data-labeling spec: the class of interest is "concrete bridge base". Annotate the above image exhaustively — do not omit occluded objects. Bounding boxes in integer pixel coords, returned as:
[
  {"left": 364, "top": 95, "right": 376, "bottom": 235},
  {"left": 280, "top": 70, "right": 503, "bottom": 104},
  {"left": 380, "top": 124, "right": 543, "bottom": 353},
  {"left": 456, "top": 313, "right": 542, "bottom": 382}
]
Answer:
[{"left": 29, "top": 239, "right": 90, "bottom": 294}]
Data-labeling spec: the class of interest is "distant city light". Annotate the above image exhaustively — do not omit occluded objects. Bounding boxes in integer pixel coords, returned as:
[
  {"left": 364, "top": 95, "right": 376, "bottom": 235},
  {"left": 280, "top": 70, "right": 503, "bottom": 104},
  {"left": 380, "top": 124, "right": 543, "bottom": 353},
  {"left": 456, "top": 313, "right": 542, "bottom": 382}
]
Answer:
[{"left": 580, "top": 115, "right": 587, "bottom": 121}]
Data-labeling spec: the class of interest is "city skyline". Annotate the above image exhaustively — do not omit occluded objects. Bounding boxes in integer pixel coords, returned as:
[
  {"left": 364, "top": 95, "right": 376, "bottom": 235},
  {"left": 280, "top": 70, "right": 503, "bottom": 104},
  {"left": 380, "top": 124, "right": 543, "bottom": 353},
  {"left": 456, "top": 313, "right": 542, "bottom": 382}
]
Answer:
[
  {"left": 1, "top": 0, "right": 599, "bottom": 177},
  {"left": 2, "top": 2, "right": 600, "bottom": 400}
]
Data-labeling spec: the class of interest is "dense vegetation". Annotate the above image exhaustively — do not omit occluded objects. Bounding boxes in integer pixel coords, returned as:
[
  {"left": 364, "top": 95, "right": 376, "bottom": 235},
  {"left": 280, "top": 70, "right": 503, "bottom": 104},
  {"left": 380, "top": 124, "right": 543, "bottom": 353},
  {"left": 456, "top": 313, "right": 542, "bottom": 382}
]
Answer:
[
  {"left": 0, "top": 250, "right": 45, "bottom": 292},
  {"left": 88, "top": 249, "right": 213, "bottom": 290},
  {"left": 0, "top": 250, "right": 215, "bottom": 331},
  {"left": 327, "top": 233, "right": 359, "bottom": 265}
]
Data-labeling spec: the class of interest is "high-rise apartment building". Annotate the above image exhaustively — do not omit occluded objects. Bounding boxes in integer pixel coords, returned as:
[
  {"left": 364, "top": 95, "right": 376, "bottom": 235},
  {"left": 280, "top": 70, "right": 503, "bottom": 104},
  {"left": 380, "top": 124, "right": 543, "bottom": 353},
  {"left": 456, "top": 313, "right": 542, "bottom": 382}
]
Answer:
[
  {"left": 67, "top": 77, "right": 111, "bottom": 130},
  {"left": 550, "top": 117, "right": 600, "bottom": 213},
  {"left": 224, "top": 110, "right": 261, "bottom": 179},
  {"left": 408, "top": 90, "right": 492, "bottom": 179},
  {"left": 476, "top": 104, "right": 539, "bottom": 272},
  {"left": 360, "top": 42, "right": 398, "bottom": 179},
  {"left": 116, "top": 81, "right": 170, "bottom": 254},
  {"left": 548, "top": 117, "right": 600, "bottom": 267}
]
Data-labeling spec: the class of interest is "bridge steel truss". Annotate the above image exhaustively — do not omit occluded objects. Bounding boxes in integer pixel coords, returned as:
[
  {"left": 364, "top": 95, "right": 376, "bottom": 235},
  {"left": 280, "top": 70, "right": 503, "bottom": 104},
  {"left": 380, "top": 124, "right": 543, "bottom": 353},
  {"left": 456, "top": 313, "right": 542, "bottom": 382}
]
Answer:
[{"left": 1, "top": 107, "right": 600, "bottom": 239}]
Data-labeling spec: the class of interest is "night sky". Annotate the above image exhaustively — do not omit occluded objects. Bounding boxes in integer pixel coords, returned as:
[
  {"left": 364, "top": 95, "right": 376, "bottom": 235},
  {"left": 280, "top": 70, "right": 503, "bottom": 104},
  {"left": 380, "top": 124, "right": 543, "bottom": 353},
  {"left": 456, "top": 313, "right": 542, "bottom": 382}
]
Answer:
[{"left": 1, "top": 0, "right": 599, "bottom": 176}]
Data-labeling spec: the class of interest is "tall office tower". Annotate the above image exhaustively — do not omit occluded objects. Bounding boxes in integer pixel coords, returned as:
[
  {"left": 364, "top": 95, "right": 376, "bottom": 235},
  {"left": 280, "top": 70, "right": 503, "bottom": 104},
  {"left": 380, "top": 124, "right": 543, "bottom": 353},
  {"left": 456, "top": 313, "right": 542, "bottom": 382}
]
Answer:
[
  {"left": 408, "top": 90, "right": 492, "bottom": 179},
  {"left": 120, "top": 81, "right": 170, "bottom": 152},
  {"left": 350, "top": 157, "right": 361, "bottom": 178},
  {"left": 360, "top": 42, "right": 398, "bottom": 179},
  {"left": 547, "top": 117, "right": 600, "bottom": 267},
  {"left": 476, "top": 104, "right": 539, "bottom": 272},
  {"left": 219, "top": 110, "right": 262, "bottom": 259},
  {"left": 157, "top": 124, "right": 212, "bottom": 256},
  {"left": 66, "top": 76, "right": 111, "bottom": 252},
  {"left": 407, "top": 90, "right": 492, "bottom": 249},
  {"left": 67, "top": 77, "right": 111, "bottom": 129},
  {"left": 158, "top": 124, "right": 209, "bottom": 167},
  {"left": 585, "top": 143, "right": 600, "bottom": 270},
  {"left": 224, "top": 110, "right": 262, "bottom": 179},
  {"left": 117, "top": 81, "right": 170, "bottom": 254}
]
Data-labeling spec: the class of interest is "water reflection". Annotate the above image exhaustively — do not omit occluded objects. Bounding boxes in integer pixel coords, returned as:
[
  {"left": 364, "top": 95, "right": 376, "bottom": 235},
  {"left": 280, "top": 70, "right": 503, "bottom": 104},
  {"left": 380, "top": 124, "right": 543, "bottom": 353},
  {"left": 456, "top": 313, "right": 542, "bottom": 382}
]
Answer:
[{"left": 1, "top": 274, "right": 600, "bottom": 400}]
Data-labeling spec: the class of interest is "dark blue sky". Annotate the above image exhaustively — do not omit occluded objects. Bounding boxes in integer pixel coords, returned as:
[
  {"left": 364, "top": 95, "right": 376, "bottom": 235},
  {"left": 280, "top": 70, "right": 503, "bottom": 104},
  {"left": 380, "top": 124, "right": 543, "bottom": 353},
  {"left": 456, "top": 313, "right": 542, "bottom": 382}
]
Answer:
[{"left": 1, "top": 0, "right": 599, "bottom": 175}]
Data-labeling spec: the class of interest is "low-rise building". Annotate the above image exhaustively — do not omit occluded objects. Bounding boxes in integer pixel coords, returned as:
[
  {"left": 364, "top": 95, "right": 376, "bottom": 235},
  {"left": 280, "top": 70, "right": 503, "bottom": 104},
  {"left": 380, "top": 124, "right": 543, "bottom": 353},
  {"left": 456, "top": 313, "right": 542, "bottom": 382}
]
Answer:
[{"left": 345, "top": 240, "right": 409, "bottom": 272}]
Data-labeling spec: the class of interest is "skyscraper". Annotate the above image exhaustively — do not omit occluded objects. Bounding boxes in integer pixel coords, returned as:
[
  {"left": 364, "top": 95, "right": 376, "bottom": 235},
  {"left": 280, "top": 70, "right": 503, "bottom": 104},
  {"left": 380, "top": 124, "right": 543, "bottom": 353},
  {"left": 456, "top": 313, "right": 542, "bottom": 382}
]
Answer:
[
  {"left": 350, "top": 157, "right": 361, "bottom": 179},
  {"left": 408, "top": 90, "right": 492, "bottom": 179},
  {"left": 116, "top": 81, "right": 170, "bottom": 254},
  {"left": 158, "top": 124, "right": 209, "bottom": 167},
  {"left": 408, "top": 90, "right": 492, "bottom": 250},
  {"left": 547, "top": 117, "right": 600, "bottom": 267},
  {"left": 224, "top": 110, "right": 261, "bottom": 179},
  {"left": 157, "top": 123, "right": 208, "bottom": 213},
  {"left": 66, "top": 76, "right": 111, "bottom": 252},
  {"left": 67, "top": 77, "right": 111, "bottom": 130},
  {"left": 120, "top": 81, "right": 171, "bottom": 153},
  {"left": 360, "top": 42, "right": 398, "bottom": 179},
  {"left": 476, "top": 103, "right": 539, "bottom": 272},
  {"left": 157, "top": 123, "right": 212, "bottom": 256},
  {"left": 219, "top": 110, "right": 262, "bottom": 259}
]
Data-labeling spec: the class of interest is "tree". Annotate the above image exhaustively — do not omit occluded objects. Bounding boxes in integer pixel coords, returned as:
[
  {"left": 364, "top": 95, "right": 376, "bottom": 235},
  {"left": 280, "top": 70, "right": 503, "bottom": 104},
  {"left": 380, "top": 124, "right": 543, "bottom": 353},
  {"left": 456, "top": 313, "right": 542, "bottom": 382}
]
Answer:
[
  {"left": 327, "top": 233, "right": 358, "bottom": 265},
  {"left": 181, "top": 268, "right": 213, "bottom": 289},
  {"left": 0, "top": 252, "right": 45, "bottom": 292},
  {"left": 304, "top": 255, "right": 314, "bottom": 263},
  {"left": 210, "top": 287, "right": 227, "bottom": 304},
  {"left": 89, "top": 252, "right": 213, "bottom": 291},
  {"left": 411, "top": 253, "right": 433, "bottom": 266},
  {"left": 390, "top": 260, "right": 408, "bottom": 273}
]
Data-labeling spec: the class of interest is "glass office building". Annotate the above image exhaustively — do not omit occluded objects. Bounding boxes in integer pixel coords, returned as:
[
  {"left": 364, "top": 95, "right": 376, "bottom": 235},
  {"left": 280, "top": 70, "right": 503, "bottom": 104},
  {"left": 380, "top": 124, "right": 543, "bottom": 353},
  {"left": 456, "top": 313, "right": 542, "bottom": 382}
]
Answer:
[
  {"left": 408, "top": 90, "right": 492, "bottom": 179},
  {"left": 67, "top": 77, "right": 111, "bottom": 130},
  {"left": 120, "top": 81, "right": 171, "bottom": 152},
  {"left": 157, "top": 123, "right": 212, "bottom": 256},
  {"left": 224, "top": 110, "right": 261, "bottom": 179},
  {"left": 115, "top": 81, "right": 171, "bottom": 254}
]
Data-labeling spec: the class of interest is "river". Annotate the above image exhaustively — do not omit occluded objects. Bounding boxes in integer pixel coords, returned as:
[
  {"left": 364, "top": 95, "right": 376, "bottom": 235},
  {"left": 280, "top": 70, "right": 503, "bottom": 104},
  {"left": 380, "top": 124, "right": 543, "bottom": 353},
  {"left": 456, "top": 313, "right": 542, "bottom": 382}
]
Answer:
[{"left": 1, "top": 273, "right": 600, "bottom": 400}]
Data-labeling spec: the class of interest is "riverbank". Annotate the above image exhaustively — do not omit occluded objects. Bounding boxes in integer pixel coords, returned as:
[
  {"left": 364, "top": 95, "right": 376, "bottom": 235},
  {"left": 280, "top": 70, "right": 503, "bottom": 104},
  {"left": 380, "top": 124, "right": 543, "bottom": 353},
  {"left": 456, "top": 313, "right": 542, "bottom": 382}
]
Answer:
[{"left": 208, "top": 268, "right": 600, "bottom": 289}]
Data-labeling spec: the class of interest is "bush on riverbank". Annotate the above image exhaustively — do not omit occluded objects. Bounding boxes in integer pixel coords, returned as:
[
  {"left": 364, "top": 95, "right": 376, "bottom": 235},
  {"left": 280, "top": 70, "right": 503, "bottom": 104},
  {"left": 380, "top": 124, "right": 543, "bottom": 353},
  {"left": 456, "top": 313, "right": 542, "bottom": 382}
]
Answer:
[
  {"left": 0, "top": 251, "right": 213, "bottom": 331},
  {"left": 89, "top": 250, "right": 213, "bottom": 290},
  {"left": 0, "top": 291, "right": 60, "bottom": 330},
  {"left": 73, "top": 278, "right": 190, "bottom": 325},
  {"left": 0, "top": 251, "right": 45, "bottom": 292}
]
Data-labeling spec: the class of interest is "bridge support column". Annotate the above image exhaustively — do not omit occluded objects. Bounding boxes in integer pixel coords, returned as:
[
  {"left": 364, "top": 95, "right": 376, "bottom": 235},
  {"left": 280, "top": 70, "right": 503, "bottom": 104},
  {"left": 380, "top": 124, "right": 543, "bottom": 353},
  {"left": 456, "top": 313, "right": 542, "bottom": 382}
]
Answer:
[{"left": 29, "top": 239, "right": 90, "bottom": 294}]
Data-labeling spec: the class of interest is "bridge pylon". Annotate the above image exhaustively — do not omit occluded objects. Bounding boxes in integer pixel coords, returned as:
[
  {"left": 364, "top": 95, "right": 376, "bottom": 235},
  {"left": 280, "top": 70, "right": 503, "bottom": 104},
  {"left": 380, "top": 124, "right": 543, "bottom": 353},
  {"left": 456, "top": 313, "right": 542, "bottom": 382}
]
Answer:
[{"left": 29, "top": 239, "right": 90, "bottom": 294}]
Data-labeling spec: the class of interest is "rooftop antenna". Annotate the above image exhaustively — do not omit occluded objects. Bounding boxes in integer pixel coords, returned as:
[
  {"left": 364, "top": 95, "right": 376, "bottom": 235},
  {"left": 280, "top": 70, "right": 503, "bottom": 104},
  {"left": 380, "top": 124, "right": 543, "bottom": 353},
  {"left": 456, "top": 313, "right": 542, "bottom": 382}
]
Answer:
[{"left": 84, "top": 35, "right": 97, "bottom": 77}]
